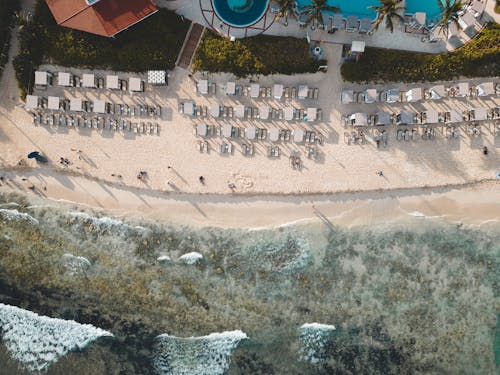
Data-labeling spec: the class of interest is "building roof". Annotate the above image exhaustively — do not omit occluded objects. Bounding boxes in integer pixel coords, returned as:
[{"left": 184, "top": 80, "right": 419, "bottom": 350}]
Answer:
[{"left": 45, "top": 0, "right": 158, "bottom": 37}]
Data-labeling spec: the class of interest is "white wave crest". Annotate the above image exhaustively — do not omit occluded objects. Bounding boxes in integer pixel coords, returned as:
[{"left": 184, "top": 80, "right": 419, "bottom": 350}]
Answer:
[
  {"left": 157, "top": 255, "right": 172, "bottom": 263},
  {"left": 179, "top": 252, "right": 203, "bottom": 265},
  {"left": 299, "top": 322, "right": 336, "bottom": 364},
  {"left": 0, "top": 209, "right": 38, "bottom": 225},
  {"left": 153, "top": 330, "right": 247, "bottom": 375},
  {"left": 62, "top": 253, "right": 92, "bottom": 274},
  {"left": 0, "top": 303, "right": 113, "bottom": 372}
]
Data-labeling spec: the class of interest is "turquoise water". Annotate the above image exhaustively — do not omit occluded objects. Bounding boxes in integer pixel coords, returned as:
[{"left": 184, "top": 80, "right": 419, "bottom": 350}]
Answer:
[
  {"left": 406, "top": 0, "right": 450, "bottom": 23},
  {"left": 0, "top": 194, "right": 498, "bottom": 374},
  {"left": 213, "top": 0, "right": 269, "bottom": 27}
]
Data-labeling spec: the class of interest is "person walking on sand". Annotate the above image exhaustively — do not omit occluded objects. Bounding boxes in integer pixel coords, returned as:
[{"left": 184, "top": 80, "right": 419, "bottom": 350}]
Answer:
[{"left": 377, "top": 171, "right": 384, "bottom": 177}]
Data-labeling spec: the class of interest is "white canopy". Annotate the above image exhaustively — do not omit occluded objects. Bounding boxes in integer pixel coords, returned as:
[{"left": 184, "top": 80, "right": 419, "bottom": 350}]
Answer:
[
  {"left": 429, "top": 85, "right": 445, "bottom": 99},
  {"left": 226, "top": 81, "right": 235, "bottom": 95},
  {"left": 93, "top": 100, "right": 106, "bottom": 113},
  {"left": 293, "top": 129, "right": 305, "bottom": 143},
  {"left": 397, "top": 110, "right": 414, "bottom": 125},
  {"left": 70, "top": 98, "right": 82, "bottom": 112},
  {"left": 269, "top": 128, "right": 280, "bottom": 141},
  {"left": 284, "top": 107, "right": 295, "bottom": 121},
  {"left": 196, "top": 123, "right": 207, "bottom": 136},
  {"left": 423, "top": 109, "right": 439, "bottom": 124},
  {"left": 26, "top": 95, "right": 38, "bottom": 109},
  {"left": 364, "top": 89, "right": 377, "bottom": 103},
  {"left": 183, "top": 101, "right": 195, "bottom": 116},
  {"left": 222, "top": 124, "right": 233, "bottom": 138},
  {"left": 477, "top": 82, "right": 494, "bottom": 96},
  {"left": 375, "top": 111, "right": 390, "bottom": 126},
  {"left": 298, "top": 85, "right": 308, "bottom": 100},
  {"left": 35, "top": 71, "right": 48, "bottom": 85},
  {"left": 246, "top": 125, "right": 256, "bottom": 140},
  {"left": 250, "top": 83, "right": 260, "bottom": 98},
  {"left": 235, "top": 104, "right": 245, "bottom": 118},
  {"left": 306, "top": 107, "right": 317, "bottom": 122},
  {"left": 472, "top": 107, "right": 487, "bottom": 121},
  {"left": 456, "top": 82, "right": 469, "bottom": 97},
  {"left": 58, "top": 72, "right": 71, "bottom": 87},
  {"left": 341, "top": 90, "right": 354, "bottom": 104},
  {"left": 470, "top": 0, "right": 485, "bottom": 17},
  {"left": 449, "top": 109, "right": 463, "bottom": 123},
  {"left": 258, "top": 105, "right": 270, "bottom": 120},
  {"left": 459, "top": 12, "right": 475, "bottom": 31},
  {"left": 350, "top": 112, "right": 368, "bottom": 126},
  {"left": 82, "top": 73, "right": 95, "bottom": 88},
  {"left": 147, "top": 70, "right": 166, "bottom": 85},
  {"left": 351, "top": 41, "right": 365, "bottom": 53},
  {"left": 386, "top": 89, "right": 400, "bottom": 103},
  {"left": 47, "top": 96, "right": 60, "bottom": 110},
  {"left": 273, "top": 84, "right": 283, "bottom": 99},
  {"left": 198, "top": 79, "right": 208, "bottom": 94},
  {"left": 129, "top": 77, "right": 143, "bottom": 92},
  {"left": 106, "top": 75, "right": 119, "bottom": 90},
  {"left": 406, "top": 88, "right": 422, "bottom": 102},
  {"left": 210, "top": 103, "right": 220, "bottom": 117}
]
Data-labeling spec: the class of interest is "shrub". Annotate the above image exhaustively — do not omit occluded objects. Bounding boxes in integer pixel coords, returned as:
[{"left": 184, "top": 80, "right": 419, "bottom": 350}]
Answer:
[
  {"left": 192, "top": 31, "right": 325, "bottom": 77},
  {"left": 341, "top": 23, "right": 500, "bottom": 83},
  {"left": 13, "top": 0, "right": 189, "bottom": 98}
]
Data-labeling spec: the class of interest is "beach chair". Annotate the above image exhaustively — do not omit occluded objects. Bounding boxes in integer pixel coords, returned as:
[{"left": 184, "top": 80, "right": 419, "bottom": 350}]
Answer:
[
  {"left": 359, "top": 18, "right": 372, "bottom": 34},
  {"left": 317, "top": 109, "right": 323, "bottom": 121},
  {"left": 313, "top": 88, "right": 319, "bottom": 99},
  {"left": 266, "top": 87, "right": 272, "bottom": 98},
  {"left": 307, "top": 88, "right": 314, "bottom": 99},
  {"left": 285, "top": 87, "right": 290, "bottom": 98},
  {"left": 345, "top": 16, "right": 359, "bottom": 32},
  {"left": 291, "top": 87, "right": 297, "bottom": 99}
]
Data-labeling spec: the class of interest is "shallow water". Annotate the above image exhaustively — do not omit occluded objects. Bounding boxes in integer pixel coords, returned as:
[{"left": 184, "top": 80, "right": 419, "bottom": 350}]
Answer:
[{"left": 0, "top": 192, "right": 498, "bottom": 374}]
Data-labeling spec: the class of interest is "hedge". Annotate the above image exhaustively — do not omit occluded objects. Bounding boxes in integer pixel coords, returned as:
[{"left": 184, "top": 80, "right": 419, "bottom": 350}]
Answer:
[
  {"left": 0, "top": 0, "right": 19, "bottom": 76},
  {"left": 13, "top": 0, "right": 189, "bottom": 98},
  {"left": 192, "top": 31, "right": 325, "bottom": 77},
  {"left": 341, "top": 23, "right": 500, "bottom": 83}
]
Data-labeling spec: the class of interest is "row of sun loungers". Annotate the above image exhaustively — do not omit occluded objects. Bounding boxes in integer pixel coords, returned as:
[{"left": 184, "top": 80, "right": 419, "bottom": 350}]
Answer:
[
  {"left": 32, "top": 112, "right": 159, "bottom": 134},
  {"left": 341, "top": 82, "right": 499, "bottom": 104},
  {"left": 204, "top": 141, "right": 319, "bottom": 161},
  {"left": 25, "top": 95, "right": 161, "bottom": 117},
  {"left": 34, "top": 71, "right": 144, "bottom": 92},
  {"left": 195, "top": 123, "right": 323, "bottom": 144},
  {"left": 180, "top": 101, "right": 322, "bottom": 122},
  {"left": 344, "top": 107, "right": 500, "bottom": 127}
]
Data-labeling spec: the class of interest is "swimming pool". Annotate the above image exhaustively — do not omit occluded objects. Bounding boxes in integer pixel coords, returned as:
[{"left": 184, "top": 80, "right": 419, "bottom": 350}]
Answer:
[
  {"left": 294, "top": 0, "right": 448, "bottom": 21},
  {"left": 213, "top": 0, "right": 270, "bottom": 27}
]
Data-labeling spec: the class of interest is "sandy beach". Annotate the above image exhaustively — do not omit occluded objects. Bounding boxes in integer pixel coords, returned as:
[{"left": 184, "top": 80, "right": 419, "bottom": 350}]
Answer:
[{"left": 1, "top": 166, "right": 500, "bottom": 228}]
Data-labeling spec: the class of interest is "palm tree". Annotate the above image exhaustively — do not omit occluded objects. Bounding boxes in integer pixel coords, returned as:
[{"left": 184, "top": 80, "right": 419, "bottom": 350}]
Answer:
[
  {"left": 300, "top": 0, "right": 340, "bottom": 29},
  {"left": 437, "top": 0, "right": 463, "bottom": 38},
  {"left": 273, "top": 0, "right": 296, "bottom": 26},
  {"left": 369, "top": 0, "right": 405, "bottom": 33}
]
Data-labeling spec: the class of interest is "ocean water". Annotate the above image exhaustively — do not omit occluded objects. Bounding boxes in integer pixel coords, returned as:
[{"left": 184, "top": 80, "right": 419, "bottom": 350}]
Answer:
[{"left": 0, "top": 192, "right": 498, "bottom": 374}]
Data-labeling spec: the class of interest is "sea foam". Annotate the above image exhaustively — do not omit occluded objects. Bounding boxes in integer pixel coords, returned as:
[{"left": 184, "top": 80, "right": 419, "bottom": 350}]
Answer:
[
  {"left": 299, "top": 323, "right": 336, "bottom": 364},
  {"left": 178, "top": 252, "right": 203, "bottom": 265},
  {"left": 0, "top": 303, "right": 113, "bottom": 372},
  {"left": 153, "top": 330, "right": 247, "bottom": 375},
  {"left": 0, "top": 209, "right": 38, "bottom": 225}
]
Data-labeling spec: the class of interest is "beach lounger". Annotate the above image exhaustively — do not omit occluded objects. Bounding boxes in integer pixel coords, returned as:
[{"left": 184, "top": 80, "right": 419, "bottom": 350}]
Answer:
[
  {"left": 331, "top": 14, "right": 344, "bottom": 31},
  {"left": 359, "top": 18, "right": 372, "bottom": 34},
  {"left": 291, "top": 87, "right": 297, "bottom": 99},
  {"left": 345, "top": 16, "right": 359, "bottom": 32},
  {"left": 285, "top": 87, "right": 290, "bottom": 98},
  {"left": 313, "top": 88, "right": 319, "bottom": 99}
]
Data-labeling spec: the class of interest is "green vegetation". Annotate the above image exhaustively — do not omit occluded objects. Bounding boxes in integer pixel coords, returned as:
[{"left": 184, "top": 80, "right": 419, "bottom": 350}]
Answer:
[
  {"left": 341, "top": 22, "right": 500, "bottom": 83},
  {"left": 13, "top": 0, "right": 189, "bottom": 98},
  {"left": 0, "top": 0, "right": 19, "bottom": 75},
  {"left": 192, "top": 31, "right": 325, "bottom": 77}
]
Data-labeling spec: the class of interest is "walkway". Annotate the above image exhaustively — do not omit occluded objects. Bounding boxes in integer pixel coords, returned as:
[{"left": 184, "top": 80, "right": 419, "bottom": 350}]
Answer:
[{"left": 176, "top": 22, "right": 205, "bottom": 70}]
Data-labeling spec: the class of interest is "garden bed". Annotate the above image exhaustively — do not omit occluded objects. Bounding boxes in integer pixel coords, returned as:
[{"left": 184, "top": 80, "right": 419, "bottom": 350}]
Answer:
[
  {"left": 192, "top": 31, "right": 325, "bottom": 77},
  {"left": 0, "top": 0, "right": 19, "bottom": 77},
  {"left": 341, "top": 23, "right": 500, "bottom": 83}
]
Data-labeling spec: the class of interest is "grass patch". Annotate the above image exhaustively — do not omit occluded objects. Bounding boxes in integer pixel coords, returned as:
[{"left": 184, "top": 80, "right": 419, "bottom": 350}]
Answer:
[
  {"left": 192, "top": 31, "right": 325, "bottom": 77},
  {"left": 13, "top": 0, "right": 189, "bottom": 99},
  {"left": 0, "top": 0, "right": 19, "bottom": 75},
  {"left": 341, "top": 22, "right": 500, "bottom": 83}
]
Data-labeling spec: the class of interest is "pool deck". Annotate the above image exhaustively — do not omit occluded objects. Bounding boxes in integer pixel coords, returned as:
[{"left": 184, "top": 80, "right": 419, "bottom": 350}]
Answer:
[{"left": 158, "top": 0, "right": 499, "bottom": 54}]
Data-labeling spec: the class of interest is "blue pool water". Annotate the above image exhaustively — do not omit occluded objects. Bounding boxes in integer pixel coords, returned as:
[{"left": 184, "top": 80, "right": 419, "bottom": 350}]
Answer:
[
  {"left": 406, "top": 0, "right": 450, "bottom": 24},
  {"left": 213, "top": 0, "right": 270, "bottom": 27},
  {"left": 295, "top": 0, "right": 378, "bottom": 19}
]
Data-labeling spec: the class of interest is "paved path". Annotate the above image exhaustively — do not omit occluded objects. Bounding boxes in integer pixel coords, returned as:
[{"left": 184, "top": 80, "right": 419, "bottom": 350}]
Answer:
[{"left": 176, "top": 23, "right": 205, "bottom": 70}]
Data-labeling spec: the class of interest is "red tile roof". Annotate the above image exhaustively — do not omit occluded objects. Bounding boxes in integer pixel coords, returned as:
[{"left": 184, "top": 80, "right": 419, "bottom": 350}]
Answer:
[{"left": 45, "top": 0, "right": 158, "bottom": 37}]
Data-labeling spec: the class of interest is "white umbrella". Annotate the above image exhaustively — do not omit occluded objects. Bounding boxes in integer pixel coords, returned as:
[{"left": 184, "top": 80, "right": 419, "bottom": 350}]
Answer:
[
  {"left": 226, "top": 81, "right": 236, "bottom": 95},
  {"left": 129, "top": 77, "right": 143, "bottom": 92},
  {"left": 93, "top": 100, "right": 106, "bottom": 113},
  {"left": 250, "top": 83, "right": 260, "bottom": 98},
  {"left": 183, "top": 102, "right": 194, "bottom": 116},
  {"left": 298, "top": 85, "right": 308, "bottom": 100},
  {"left": 293, "top": 129, "right": 304, "bottom": 143},
  {"left": 34, "top": 71, "right": 48, "bottom": 85},
  {"left": 423, "top": 109, "right": 439, "bottom": 124},
  {"left": 375, "top": 111, "right": 390, "bottom": 126},
  {"left": 235, "top": 104, "right": 245, "bottom": 118},
  {"left": 222, "top": 124, "right": 233, "bottom": 138},
  {"left": 477, "top": 82, "right": 494, "bottom": 96},
  {"left": 198, "top": 79, "right": 208, "bottom": 94},
  {"left": 386, "top": 89, "right": 400, "bottom": 103},
  {"left": 58, "top": 72, "right": 71, "bottom": 87},
  {"left": 26, "top": 95, "right": 39, "bottom": 109},
  {"left": 273, "top": 84, "right": 283, "bottom": 99},
  {"left": 196, "top": 123, "right": 207, "bottom": 136},
  {"left": 82, "top": 73, "right": 95, "bottom": 88},
  {"left": 341, "top": 90, "right": 354, "bottom": 104},
  {"left": 350, "top": 112, "right": 367, "bottom": 126},
  {"left": 246, "top": 126, "right": 256, "bottom": 140},
  {"left": 258, "top": 105, "right": 270, "bottom": 120},
  {"left": 284, "top": 107, "right": 295, "bottom": 121},
  {"left": 364, "top": 89, "right": 377, "bottom": 103},
  {"left": 106, "top": 75, "right": 119, "bottom": 90},
  {"left": 306, "top": 107, "right": 317, "bottom": 122},
  {"left": 70, "top": 98, "right": 82, "bottom": 112},
  {"left": 210, "top": 103, "right": 220, "bottom": 117},
  {"left": 406, "top": 88, "right": 422, "bottom": 102},
  {"left": 429, "top": 85, "right": 445, "bottom": 99},
  {"left": 449, "top": 109, "right": 463, "bottom": 123},
  {"left": 472, "top": 107, "right": 487, "bottom": 121},
  {"left": 47, "top": 96, "right": 60, "bottom": 110},
  {"left": 269, "top": 128, "right": 280, "bottom": 141}
]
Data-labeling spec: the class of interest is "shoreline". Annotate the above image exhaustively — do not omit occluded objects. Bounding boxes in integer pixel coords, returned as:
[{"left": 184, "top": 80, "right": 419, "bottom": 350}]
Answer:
[{"left": 1, "top": 167, "right": 500, "bottom": 229}]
